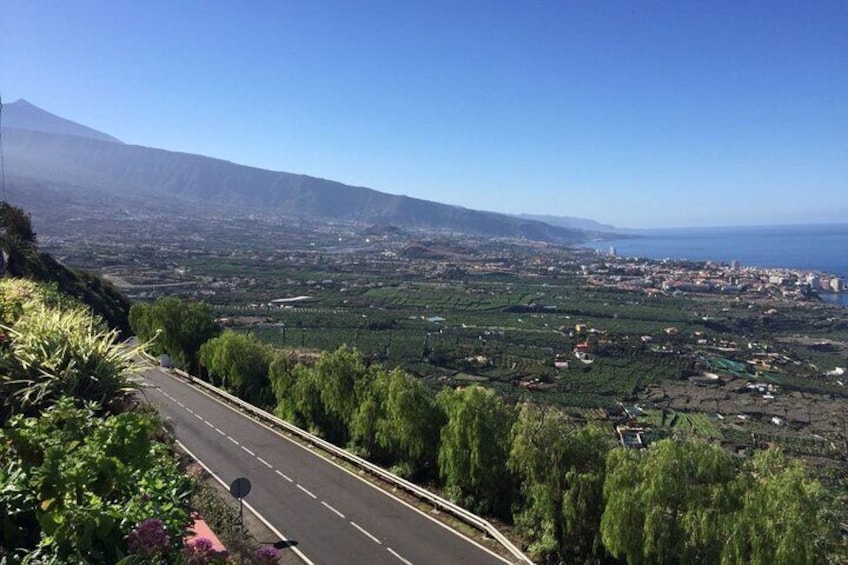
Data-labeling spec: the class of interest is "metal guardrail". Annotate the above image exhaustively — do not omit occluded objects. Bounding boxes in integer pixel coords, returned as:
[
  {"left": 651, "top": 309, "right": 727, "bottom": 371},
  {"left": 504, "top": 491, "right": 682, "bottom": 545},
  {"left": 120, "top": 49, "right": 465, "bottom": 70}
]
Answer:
[{"left": 165, "top": 367, "right": 532, "bottom": 564}]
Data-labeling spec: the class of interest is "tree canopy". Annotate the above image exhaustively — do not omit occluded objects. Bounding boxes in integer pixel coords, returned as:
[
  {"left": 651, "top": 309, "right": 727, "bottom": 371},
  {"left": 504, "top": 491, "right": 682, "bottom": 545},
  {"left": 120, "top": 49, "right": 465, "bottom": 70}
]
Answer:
[
  {"left": 199, "top": 330, "right": 271, "bottom": 406},
  {"left": 437, "top": 385, "right": 515, "bottom": 517},
  {"left": 129, "top": 297, "right": 219, "bottom": 370}
]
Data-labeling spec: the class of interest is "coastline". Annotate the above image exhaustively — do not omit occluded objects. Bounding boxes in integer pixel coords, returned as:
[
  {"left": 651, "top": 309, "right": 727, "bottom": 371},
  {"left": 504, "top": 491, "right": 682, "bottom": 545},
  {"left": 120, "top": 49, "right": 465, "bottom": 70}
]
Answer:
[
  {"left": 819, "top": 292, "right": 848, "bottom": 308},
  {"left": 581, "top": 224, "right": 848, "bottom": 284}
]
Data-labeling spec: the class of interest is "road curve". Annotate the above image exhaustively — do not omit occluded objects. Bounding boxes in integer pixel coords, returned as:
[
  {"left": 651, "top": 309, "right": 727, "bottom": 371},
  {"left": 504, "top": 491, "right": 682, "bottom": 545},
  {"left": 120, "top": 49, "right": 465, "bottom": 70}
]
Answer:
[{"left": 139, "top": 366, "right": 511, "bottom": 565}]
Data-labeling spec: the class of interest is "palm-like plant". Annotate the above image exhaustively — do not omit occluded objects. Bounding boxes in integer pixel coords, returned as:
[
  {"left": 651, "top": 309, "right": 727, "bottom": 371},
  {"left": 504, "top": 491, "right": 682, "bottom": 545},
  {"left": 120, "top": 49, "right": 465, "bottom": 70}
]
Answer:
[{"left": 1, "top": 301, "right": 141, "bottom": 416}]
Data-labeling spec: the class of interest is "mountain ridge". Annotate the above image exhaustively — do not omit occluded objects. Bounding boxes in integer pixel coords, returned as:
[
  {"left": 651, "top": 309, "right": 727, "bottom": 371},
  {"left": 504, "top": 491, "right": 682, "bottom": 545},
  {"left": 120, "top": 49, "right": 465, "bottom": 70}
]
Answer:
[
  {"left": 2, "top": 99, "right": 122, "bottom": 143},
  {"left": 1, "top": 100, "right": 609, "bottom": 244}
]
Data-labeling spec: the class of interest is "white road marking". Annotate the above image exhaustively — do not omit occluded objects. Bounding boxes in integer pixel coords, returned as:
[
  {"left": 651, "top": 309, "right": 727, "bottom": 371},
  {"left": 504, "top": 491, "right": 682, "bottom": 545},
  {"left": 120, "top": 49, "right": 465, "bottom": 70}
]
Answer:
[
  {"left": 257, "top": 456, "right": 273, "bottom": 468},
  {"left": 275, "top": 469, "right": 293, "bottom": 483},
  {"left": 215, "top": 427, "right": 226, "bottom": 435},
  {"left": 296, "top": 484, "right": 318, "bottom": 499},
  {"left": 174, "top": 440, "right": 316, "bottom": 565},
  {"left": 321, "top": 501, "right": 345, "bottom": 519},
  {"left": 205, "top": 420, "right": 215, "bottom": 428},
  {"left": 241, "top": 446, "right": 256, "bottom": 456},
  {"left": 194, "top": 413, "right": 204, "bottom": 420},
  {"left": 176, "top": 401, "right": 184, "bottom": 408},
  {"left": 227, "top": 436, "right": 239, "bottom": 445},
  {"left": 154, "top": 368, "right": 516, "bottom": 564},
  {"left": 185, "top": 407, "right": 194, "bottom": 415},
  {"left": 387, "top": 547, "right": 413, "bottom": 565},
  {"left": 351, "top": 521, "right": 381, "bottom": 545}
]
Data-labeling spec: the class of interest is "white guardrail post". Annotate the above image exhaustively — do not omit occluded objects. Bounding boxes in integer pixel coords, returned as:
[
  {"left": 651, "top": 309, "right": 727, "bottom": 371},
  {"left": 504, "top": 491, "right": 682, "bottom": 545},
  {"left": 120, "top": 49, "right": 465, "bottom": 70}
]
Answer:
[{"left": 163, "top": 366, "right": 532, "bottom": 564}]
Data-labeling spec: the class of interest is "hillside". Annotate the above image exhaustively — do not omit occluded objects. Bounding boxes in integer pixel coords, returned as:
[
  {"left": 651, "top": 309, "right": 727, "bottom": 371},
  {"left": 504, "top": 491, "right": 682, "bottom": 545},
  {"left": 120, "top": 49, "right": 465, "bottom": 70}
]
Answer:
[
  {"left": 0, "top": 203, "right": 130, "bottom": 332},
  {"left": 1, "top": 100, "right": 592, "bottom": 244}
]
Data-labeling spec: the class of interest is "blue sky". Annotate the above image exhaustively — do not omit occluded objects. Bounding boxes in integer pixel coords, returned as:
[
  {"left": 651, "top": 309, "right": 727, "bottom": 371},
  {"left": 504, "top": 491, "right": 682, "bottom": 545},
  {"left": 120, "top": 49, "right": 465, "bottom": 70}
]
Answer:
[{"left": 3, "top": 1, "right": 846, "bottom": 228}]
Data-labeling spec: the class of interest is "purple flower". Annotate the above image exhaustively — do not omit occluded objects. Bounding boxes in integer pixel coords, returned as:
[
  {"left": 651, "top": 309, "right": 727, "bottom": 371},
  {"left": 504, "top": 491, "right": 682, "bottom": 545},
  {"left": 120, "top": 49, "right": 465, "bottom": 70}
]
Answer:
[
  {"left": 254, "top": 546, "right": 280, "bottom": 564},
  {"left": 182, "top": 537, "right": 217, "bottom": 564},
  {"left": 127, "top": 518, "right": 171, "bottom": 558}
]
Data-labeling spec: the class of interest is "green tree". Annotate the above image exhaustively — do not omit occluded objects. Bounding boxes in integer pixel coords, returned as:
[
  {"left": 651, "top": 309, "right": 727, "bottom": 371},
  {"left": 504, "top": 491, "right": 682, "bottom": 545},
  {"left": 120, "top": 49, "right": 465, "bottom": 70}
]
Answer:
[
  {"left": 382, "top": 369, "right": 443, "bottom": 477},
  {"left": 268, "top": 351, "right": 297, "bottom": 416},
  {"left": 437, "top": 385, "right": 515, "bottom": 516},
  {"left": 349, "top": 365, "right": 391, "bottom": 460},
  {"left": 129, "top": 297, "right": 219, "bottom": 371},
  {"left": 314, "top": 346, "right": 369, "bottom": 442},
  {"left": 348, "top": 366, "right": 444, "bottom": 477},
  {"left": 0, "top": 202, "right": 37, "bottom": 244},
  {"left": 289, "top": 363, "right": 338, "bottom": 438},
  {"left": 722, "top": 448, "right": 834, "bottom": 565},
  {"left": 509, "top": 403, "right": 613, "bottom": 563},
  {"left": 601, "top": 439, "right": 738, "bottom": 565},
  {"left": 199, "top": 330, "right": 271, "bottom": 406}
]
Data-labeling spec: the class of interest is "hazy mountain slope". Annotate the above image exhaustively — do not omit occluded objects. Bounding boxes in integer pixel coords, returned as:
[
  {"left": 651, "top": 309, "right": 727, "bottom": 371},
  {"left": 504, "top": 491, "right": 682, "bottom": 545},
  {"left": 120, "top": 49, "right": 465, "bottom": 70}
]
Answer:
[
  {"left": 2, "top": 99, "right": 122, "bottom": 143},
  {"left": 516, "top": 213, "right": 618, "bottom": 232},
  {"left": 0, "top": 101, "right": 601, "bottom": 243},
  {"left": 3, "top": 126, "right": 588, "bottom": 243}
]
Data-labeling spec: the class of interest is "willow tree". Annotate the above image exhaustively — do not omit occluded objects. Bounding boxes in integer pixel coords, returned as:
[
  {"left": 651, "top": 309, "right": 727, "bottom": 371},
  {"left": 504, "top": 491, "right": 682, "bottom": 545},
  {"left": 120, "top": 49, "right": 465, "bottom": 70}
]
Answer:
[
  {"left": 382, "top": 368, "right": 444, "bottom": 477},
  {"left": 268, "top": 351, "right": 297, "bottom": 419},
  {"left": 601, "top": 439, "right": 737, "bottom": 564},
  {"left": 722, "top": 448, "right": 834, "bottom": 565},
  {"left": 509, "top": 403, "right": 613, "bottom": 563},
  {"left": 349, "top": 365, "right": 391, "bottom": 460},
  {"left": 314, "top": 346, "right": 368, "bottom": 442},
  {"left": 198, "top": 330, "right": 271, "bottom": 405},
  {"left": 129, "top": 297, "right": 218, "bottom": 371},
  {"left": 437, "top": 385, "right": 515, "bottom": 516}
]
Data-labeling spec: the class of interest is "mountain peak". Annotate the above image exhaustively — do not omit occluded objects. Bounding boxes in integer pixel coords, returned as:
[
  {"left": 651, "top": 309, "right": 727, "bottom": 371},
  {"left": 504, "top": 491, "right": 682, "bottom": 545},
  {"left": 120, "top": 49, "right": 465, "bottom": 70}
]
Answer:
[{"left": 1, "top": 99, "right": 122, "bottom": 144}]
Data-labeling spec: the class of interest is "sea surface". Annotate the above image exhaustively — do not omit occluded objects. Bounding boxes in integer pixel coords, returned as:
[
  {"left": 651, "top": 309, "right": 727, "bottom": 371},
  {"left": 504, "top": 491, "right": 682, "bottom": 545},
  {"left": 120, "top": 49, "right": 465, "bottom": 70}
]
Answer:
[{"left": 583, "top": 223, "right": 848, "bottom": 305}]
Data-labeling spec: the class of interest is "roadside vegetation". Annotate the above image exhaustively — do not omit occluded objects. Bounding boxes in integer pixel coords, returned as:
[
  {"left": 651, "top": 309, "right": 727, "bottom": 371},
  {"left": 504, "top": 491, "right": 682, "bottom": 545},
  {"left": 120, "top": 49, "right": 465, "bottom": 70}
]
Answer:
[
  {"left": 0, "top": 205, "right": 275, "bottom": 564},
  {"left": 131, "top": 296, "right": 847, "bottom": 563},
  {"left": 0, "top": 278, "right": 194, "bottom": 563}
]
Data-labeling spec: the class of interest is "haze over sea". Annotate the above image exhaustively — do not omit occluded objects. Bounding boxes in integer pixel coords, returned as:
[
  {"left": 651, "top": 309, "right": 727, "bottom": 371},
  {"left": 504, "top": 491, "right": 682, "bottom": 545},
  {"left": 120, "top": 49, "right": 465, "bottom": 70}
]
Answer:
[{"left": 584, "top": 224, "right": 848, "bottom": 306}]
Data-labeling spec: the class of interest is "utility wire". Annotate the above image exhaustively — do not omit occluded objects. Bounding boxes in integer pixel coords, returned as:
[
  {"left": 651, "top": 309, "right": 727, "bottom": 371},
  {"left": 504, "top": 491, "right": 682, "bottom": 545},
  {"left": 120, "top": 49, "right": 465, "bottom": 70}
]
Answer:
[{"left": 0, "top": 95, "right": 6, "bottom": 202}]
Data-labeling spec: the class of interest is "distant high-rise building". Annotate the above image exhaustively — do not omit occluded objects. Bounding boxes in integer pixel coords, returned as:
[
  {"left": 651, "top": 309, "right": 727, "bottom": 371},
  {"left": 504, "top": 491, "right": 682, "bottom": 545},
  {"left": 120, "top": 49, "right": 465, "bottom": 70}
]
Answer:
[
  {"left": 609, "top": 246, "right": 617, "bottom": 257},
  {"left": 831, "top": 278, "right": 842, "bottom": 292},
  {"left": 730, "top": 259, "right": 739, "bottom": 270}
]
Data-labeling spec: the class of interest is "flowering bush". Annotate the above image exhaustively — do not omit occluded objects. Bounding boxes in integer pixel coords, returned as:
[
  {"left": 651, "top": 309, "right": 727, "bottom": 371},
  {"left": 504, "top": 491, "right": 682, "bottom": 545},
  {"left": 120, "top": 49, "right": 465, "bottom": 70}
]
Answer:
[
  {"left": 182, "top": 537, "right": 217, "bottom": 564},
  {"left": 127, "top": 518, "right": 171, "bottom": 559},
  {"left": 254, "top": 546, "right": 280, "bottom": 564}
]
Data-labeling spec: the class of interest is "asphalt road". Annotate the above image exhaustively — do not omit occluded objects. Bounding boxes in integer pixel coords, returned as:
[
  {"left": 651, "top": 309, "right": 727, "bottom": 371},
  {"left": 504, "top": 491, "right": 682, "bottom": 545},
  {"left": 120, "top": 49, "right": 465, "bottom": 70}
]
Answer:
[{"left": 139, "top": 366, "right": 511, "bottom": 565}]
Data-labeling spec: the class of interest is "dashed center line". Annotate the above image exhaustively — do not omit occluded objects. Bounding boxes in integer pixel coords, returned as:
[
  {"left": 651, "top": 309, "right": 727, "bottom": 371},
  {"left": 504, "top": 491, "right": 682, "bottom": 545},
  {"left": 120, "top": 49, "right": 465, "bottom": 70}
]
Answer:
[
  {"left": 194, "top": 413, "right": 204, "bottom": 420},
  {"left": 297, "top": 484, "right": 318, "bottom": 499},
  {"left": 351, "top": 521, "right": 381, "bottom": 545},
  {"left": 257, "top": 456, "right": 273, "bottom": 468},
  {"left": 275, "top": 469, "right": 293, "bottom": 483},
  {"left": 241, "top": 446, "right": 256, "bottom": 456},
  {"left": 227, "top": 436, "right": 239, "bottom": 445},
  {"left": 215, "top": 427, "right": 226, "bottom": 435},
  {"left": 387, "top": 547, "right": 413, "bottom": 565},
  {"left": 185, "top": 407, "right": 194, "bottom": 415},
  {"left": 205, "top": 420, "right": 215, "bottom": 428},
  {"left": 176, "top": 401, "right": 184, "bottom": 408},
  {"left": 321, "top": 501, "right": 345, "bottom": 519}
]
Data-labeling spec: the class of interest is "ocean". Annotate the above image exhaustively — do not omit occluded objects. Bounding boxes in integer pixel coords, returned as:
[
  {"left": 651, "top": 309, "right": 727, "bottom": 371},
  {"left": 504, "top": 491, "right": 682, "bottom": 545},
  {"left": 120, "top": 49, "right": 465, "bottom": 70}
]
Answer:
[{"left": 583, "top": 223, "right": 848, "bottom": 305}]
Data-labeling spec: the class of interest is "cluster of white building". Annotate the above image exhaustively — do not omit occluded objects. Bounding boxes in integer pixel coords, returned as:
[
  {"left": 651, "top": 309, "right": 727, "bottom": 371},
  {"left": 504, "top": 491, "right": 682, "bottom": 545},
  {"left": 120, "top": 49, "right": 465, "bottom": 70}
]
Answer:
[{"left": 805, "top": 273, "right": 843, "bottom": 293}]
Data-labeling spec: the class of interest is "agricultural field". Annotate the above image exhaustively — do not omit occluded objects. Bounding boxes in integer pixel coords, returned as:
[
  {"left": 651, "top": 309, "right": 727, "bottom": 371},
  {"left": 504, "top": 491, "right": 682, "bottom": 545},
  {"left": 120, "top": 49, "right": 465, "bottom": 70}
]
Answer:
[{"left": 44, "top": 217, "right": 848, "bottom": 462}]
